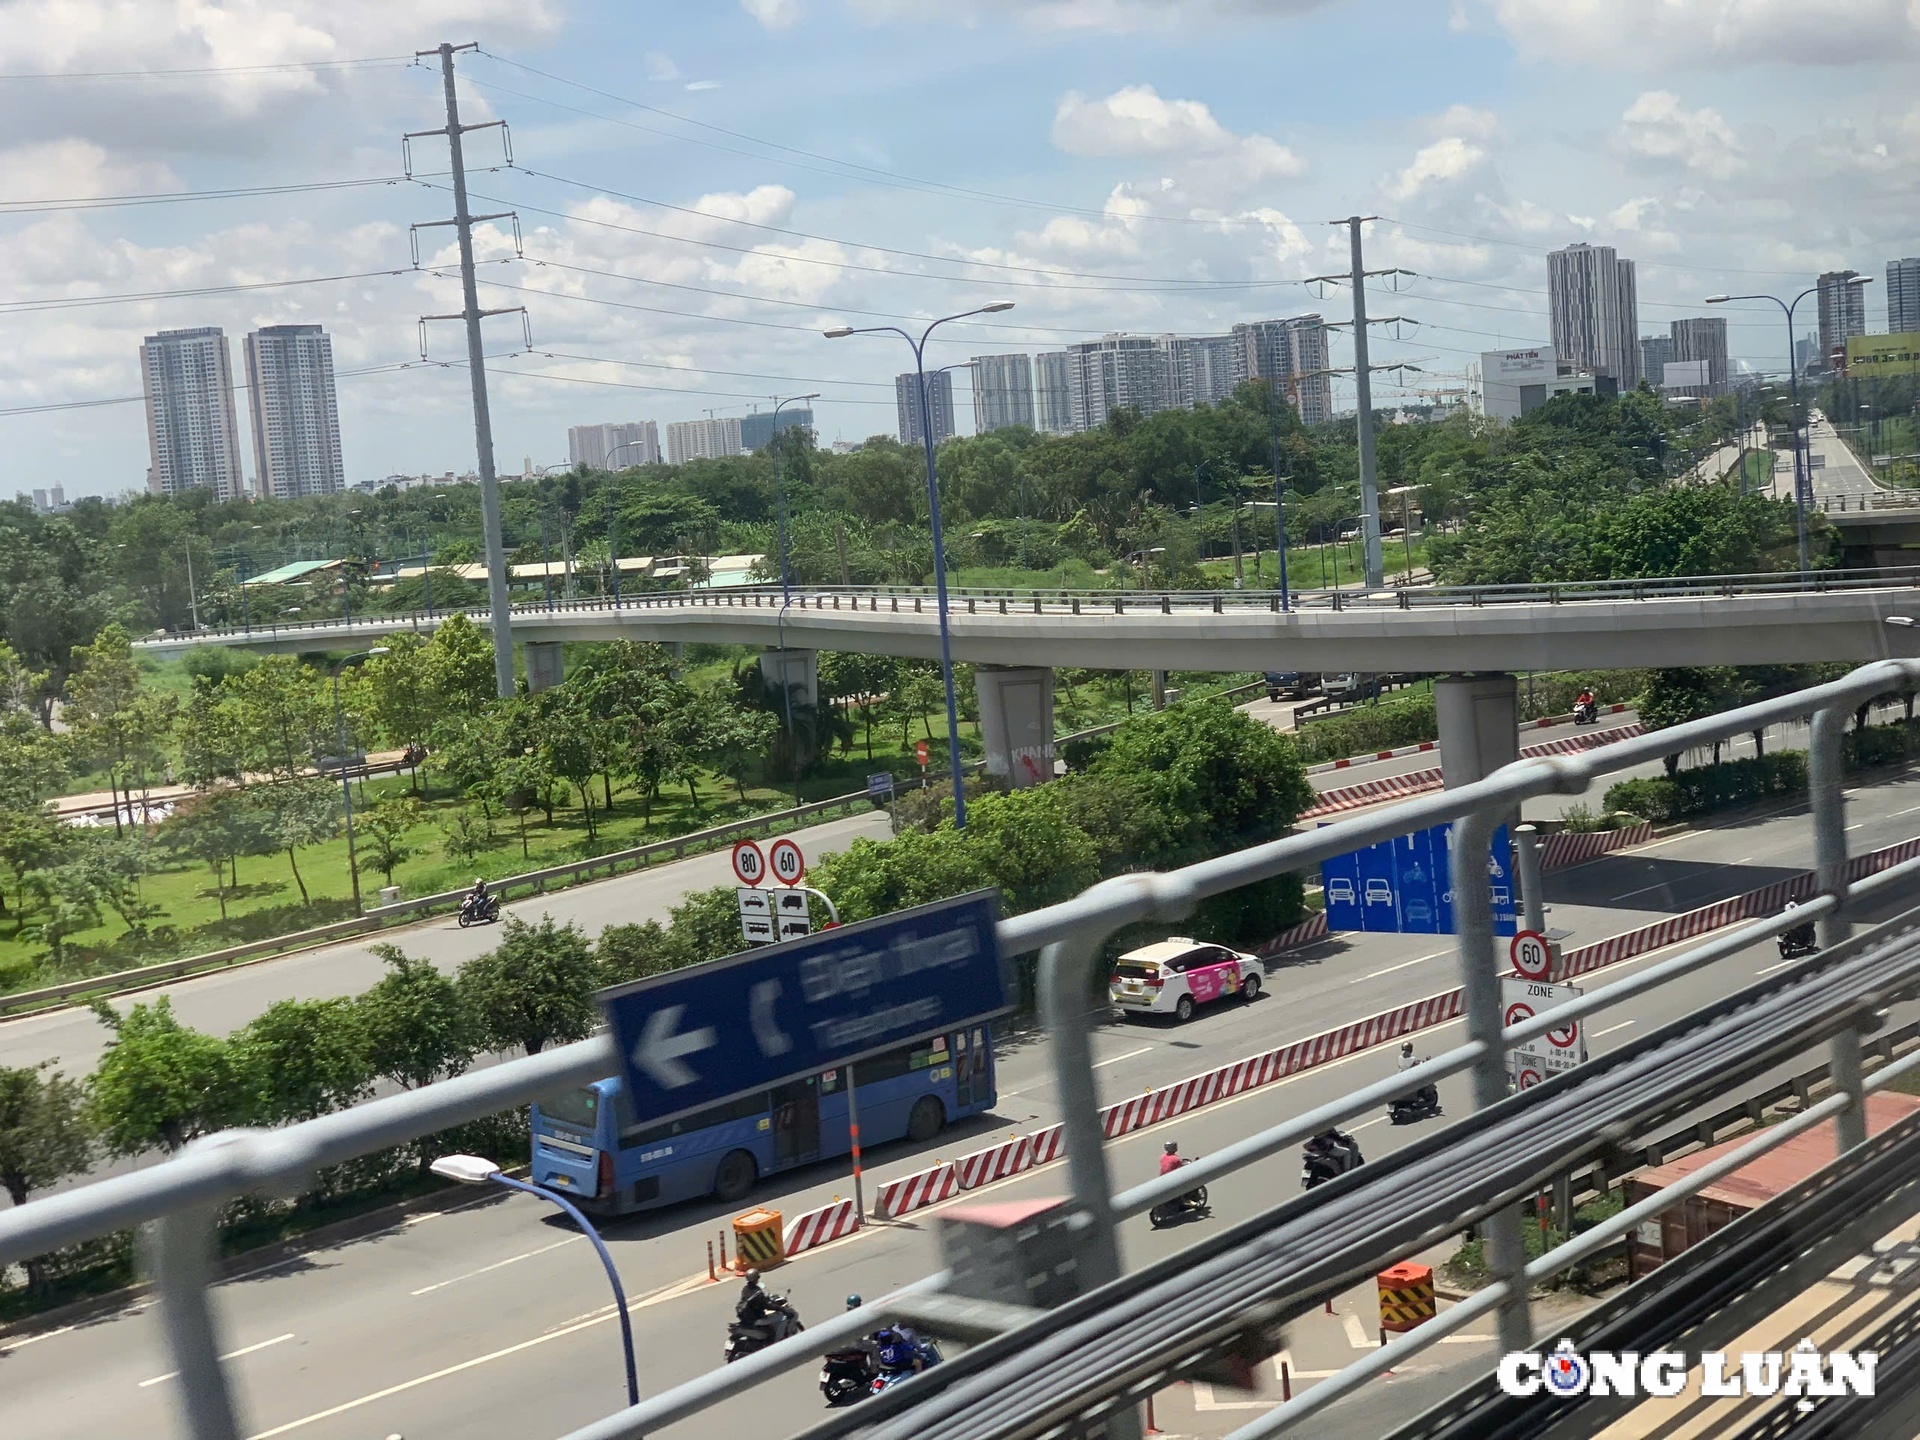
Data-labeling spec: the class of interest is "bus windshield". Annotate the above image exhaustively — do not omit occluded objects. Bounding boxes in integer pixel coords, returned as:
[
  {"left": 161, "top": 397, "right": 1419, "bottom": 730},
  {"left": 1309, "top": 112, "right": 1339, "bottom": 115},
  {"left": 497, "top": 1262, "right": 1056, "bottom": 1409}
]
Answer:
[{"left": 538, "top": 1087, "right": 603, "bottom": 1133}]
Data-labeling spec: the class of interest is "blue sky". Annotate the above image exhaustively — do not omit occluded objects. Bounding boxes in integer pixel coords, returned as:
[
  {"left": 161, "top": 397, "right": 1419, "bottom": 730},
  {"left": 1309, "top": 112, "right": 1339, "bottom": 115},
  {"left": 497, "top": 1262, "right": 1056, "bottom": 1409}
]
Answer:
[{"left": 2, "top": 0, "right": 1917, "bottom": 497}]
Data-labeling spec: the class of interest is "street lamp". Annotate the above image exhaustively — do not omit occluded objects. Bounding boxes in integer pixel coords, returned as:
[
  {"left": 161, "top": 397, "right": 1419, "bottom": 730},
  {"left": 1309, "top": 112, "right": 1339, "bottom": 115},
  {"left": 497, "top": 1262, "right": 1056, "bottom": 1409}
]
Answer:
[
  {"left": 768, "top": 393, "right": 821, "bottom": 603},
  {"left": 331, "top": 647, "right": 389, "bottom": 913},
  {"left": 430, "top": 1154, "right": 638, "bottom": 1407},
  {"left": 825, "top": 303, "right": 1014, "bottom": 828},
  {"left": 598, "top": 439, "right": 657, "bottom": 605},
  {"left": 1385, "top": 484, "right": 1419, "bottom": 582},
  {"left": 1709, "top": 275, "right": 1872, "bottom": 575}
]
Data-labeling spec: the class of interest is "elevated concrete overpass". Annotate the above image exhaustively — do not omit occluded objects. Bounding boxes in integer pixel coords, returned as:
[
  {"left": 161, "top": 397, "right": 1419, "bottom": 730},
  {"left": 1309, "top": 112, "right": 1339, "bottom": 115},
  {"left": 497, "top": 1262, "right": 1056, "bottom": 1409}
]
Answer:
[
  {"left": 136, "top": 571, "right": 1920, "bottom": 674},
  {"left": 137, "top": 570, "right": 1920, "bottom": 794}
]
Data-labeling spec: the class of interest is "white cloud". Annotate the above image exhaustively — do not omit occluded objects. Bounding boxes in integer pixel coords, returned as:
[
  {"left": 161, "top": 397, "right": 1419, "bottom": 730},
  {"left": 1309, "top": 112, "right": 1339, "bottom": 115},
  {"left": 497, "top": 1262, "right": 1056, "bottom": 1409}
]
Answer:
[
  {"left": 685, "top": 80, "right": 723, "bottom": 92},
  {"left": 1487, "top": 0, "right": 1920, "bottom": 67},
  {"left": 1052, "top": 86, "right": 1304, "bottom": 183},
  {"left": 849, "top": 0, "right": 1336, "bottom": 31},
  {"left": 742, "top": 0, "right": 806, "bottom": 29},
  {"left": 1618, "top": 91, "right": 1744, "bottom": 180},
  {"left": 1430, "top": 104, "right": 1498, "bottom": 142},
  {"left": 645, "top": 51, "right": 680, "bottom": 81},
  {"left": 1389, "top": 137, "right": 1486, "bottom": 200}
]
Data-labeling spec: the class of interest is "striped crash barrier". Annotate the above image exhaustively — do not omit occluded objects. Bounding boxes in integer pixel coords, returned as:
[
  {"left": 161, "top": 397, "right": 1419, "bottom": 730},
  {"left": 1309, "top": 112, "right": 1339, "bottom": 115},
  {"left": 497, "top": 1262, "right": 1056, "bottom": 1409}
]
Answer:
[
  {"left": 1303, "top": 724, "right": 1648, "bottom": 821},
  {"left": 1538, "top": 822, "right": 1656, "bottom": 870},
  {"left": 1257, "top": 911, "right": 1330, "bottom": 956},
  {"left": 953, "top": 1134, "right": 1035, "bottom": 1189},
  {"left": 873, "top": 1161, "right": 958, "bottom": 1220},
  {"left": 783, "top": 1197, "right": 861, "bottom": 1256}
]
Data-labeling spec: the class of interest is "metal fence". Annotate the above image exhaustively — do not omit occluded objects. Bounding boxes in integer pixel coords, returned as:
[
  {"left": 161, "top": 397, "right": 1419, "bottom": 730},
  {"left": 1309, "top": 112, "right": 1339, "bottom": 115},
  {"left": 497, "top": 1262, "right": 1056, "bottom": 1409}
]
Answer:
[
  {"left": 133, "top": 565, "right": 1920, "bottom": 652},
  {"left": 6, "top": 658, "right": 1920, "bottom": 1440}
]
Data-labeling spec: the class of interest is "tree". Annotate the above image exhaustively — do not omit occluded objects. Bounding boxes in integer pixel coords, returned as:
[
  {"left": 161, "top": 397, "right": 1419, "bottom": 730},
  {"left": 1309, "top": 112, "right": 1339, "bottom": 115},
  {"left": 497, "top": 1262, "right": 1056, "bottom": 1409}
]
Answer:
[
  {"left": 420, "top": 612, "right": 498, "bottom": 719},
  {"left": 459, "top": 916, "right": 601, "bottom": 1055},
  {"left": 1640, "top": 668, "right": 1729, "bottom": 777},
  {"left": 86, "top": 997, "right": 238, "bottom": 1155},
  {"left": 596, "top": 920, "right": 672, "bottom": 985},
  {"left": 65, "top": 623, "right": 177, "bottom": 829},
  {"left": 176, "top": 677, "right": 246, "bottom": 791},
  {"left": 357, "top": 944, "right": 475, "bottom": 1091},
  {"left": 262, "top": 777, "right": 339, "bottom": 905},
  {"left": 357, "top": 796, "right": 424, "bottom": 887},
  {"left": 358, "top": 636, "right": 435, "bottom": 794},
  {"left": 234, "top": 654, "right": 329, "bottom": 780},
  {"left": 231, "top": 998, "right": 371, "bottom": 1125},
  {"left": 160, "top": 790, "right": 273, "bottom": 919},
  {"left": 61, "top": 829, "right": 162, "bottom": 936},
  {"left": 0, "top": 1062, "right": 92, "bottom": 1207},
  {"left": 698, "top": 704, "right": 780, "bottom": 803}
]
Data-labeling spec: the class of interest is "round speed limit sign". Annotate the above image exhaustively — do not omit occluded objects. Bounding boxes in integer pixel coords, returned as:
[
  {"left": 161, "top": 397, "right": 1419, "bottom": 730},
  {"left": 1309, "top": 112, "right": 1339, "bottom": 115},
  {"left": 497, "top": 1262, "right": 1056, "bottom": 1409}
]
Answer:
[
  {"left": 1510, "top": 929, "right": 1551, "bottom": 982},
  {"left": 731, "top": 840, "right": 767, "bottom": 887},
  {"left": 768, "top": 837, "right": 806, "bottom": 886}
]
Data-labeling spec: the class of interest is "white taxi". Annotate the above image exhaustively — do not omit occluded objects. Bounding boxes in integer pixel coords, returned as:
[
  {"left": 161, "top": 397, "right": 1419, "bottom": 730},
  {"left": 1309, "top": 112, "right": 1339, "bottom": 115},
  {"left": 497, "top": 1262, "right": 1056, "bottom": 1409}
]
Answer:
[{"left": 1109, "top": 938, "right": 1263, "bottom": 1022}]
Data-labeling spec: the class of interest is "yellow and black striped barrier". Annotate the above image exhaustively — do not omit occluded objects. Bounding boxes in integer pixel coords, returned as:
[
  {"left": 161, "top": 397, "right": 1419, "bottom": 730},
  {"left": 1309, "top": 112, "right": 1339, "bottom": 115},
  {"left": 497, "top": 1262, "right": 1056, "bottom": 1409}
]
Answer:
[
  {"left": 733, "top": 1208, "right": 785, "bottom": 1270},
  {"left": 1377, "top": 1260, "right": 1436, "bottom": 1334}
]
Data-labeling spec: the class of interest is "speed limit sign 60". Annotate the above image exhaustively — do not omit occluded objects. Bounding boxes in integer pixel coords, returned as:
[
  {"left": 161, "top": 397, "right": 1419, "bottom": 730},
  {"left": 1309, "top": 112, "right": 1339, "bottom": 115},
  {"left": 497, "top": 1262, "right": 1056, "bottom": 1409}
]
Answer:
[
  {"left": 731, "top": 840, "right": 767, "bottom": 887},
  {"left": 768, "top": 837, "right": 806, "bottom": 885},
  {"left": 1510, "top": 930, "right": 1551, "bottom": 982}
]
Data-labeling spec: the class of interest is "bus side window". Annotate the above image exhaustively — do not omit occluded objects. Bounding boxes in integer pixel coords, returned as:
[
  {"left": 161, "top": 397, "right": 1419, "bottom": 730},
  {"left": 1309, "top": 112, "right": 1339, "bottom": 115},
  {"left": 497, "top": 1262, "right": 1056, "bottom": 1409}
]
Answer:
[{"left": 972, "top": 1026, "right": 988, "bottom": 1077}]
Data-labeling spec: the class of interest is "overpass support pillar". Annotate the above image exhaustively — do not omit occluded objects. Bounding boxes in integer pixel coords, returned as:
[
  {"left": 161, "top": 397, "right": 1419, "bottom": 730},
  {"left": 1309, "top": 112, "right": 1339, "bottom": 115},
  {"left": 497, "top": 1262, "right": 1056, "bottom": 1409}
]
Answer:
[
  {"left": 1435, "top": 673, "right": 1519, "bottom": 790},
  {"left": 975, "top": 666, "right": 1055, "bottom": 789},
  {"left": 758, "top": 649, "right": 819, "bottom": 711},
  {"left": 1152, "top": 670, "right": 1168, "bottom": 710},
  {"left": 525, "top": 641, "right": 565, "bottom": 693}
]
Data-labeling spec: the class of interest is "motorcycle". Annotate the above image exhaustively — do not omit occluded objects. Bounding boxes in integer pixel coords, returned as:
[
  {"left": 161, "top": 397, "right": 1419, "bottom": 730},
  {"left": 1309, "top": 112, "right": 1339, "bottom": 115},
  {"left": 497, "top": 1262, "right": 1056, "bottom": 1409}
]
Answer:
[
  {"left": 457, "top": 892, "right": 501, "bottom": 928},
  {"left": 725, "top": 1295, "right": 804, "bottom": 1363},
  {"left": 1388, "top": 1081, "right": 1443, "bottom": 1126},
  {"left": 1777, "top": 921, "right": 1818, "bottom": 961},
  {"left": 1301, "top": 1132, "right": 1365, "bottom": 1190},
  {"left": 1573, "top": 698, "right": 1599, "bottom": 726},
  {"left": 820, "top": 1347, "right": 878, "bottom": 1406},
  {"left": 1149, "top": 1163, "right": 1211, "bottom": 1229},
  {"left": 869, "top": 1331, "right": 943, "bottom": 1394}
]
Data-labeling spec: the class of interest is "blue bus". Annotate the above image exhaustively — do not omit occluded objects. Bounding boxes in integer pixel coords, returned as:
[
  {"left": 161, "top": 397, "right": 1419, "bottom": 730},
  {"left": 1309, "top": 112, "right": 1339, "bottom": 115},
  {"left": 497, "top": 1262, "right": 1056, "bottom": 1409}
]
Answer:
[{"left": 530, "top": 1024, "right": 997, "bottom": 1214}]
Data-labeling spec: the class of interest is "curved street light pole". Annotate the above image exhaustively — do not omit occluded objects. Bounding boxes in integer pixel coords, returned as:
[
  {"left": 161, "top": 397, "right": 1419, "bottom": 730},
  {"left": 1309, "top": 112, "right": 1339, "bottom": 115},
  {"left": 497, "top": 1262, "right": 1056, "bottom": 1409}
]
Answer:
[
  {"left": 826, "top": 309, "right": 1011, "bottom": 828},
  {"left": 769, "top": 393, "right": 821, "bottom": 604},
  {"left": 1709, "top": 275, "right": 1872, "bottom": 579}
]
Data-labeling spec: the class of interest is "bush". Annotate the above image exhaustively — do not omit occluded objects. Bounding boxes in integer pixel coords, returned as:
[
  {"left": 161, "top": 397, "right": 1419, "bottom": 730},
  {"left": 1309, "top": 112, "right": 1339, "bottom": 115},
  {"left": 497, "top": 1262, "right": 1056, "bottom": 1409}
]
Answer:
[
  {"left": 1294, "top": 694, "right": 1437, "bottom": 765},
  {"left": 1605, "top": 751, "right": 1809, "bottom": 822},
  {"left": 1847, "top": 720, "right": 1916, "bottom": 771}
]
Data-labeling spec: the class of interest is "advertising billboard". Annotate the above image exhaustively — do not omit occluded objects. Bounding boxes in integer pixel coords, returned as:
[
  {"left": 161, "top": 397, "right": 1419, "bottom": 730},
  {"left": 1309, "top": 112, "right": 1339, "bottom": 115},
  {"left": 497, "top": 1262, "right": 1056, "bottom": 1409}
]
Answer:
[
  {"left": 1846, "top": 333, "right": 1920, "bottom": 378},
  {"left": 1481, "top": 347, "right": 1556, "bottom": 422}
]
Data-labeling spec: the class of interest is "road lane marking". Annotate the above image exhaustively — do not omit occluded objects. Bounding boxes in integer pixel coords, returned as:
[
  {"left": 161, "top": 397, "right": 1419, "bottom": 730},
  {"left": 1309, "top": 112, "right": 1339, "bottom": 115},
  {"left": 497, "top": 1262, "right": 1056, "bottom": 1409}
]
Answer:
[
  {"left": 141, "top": 1333, "right": 294, "bottom": 1387},
  {"left": 1754, "top": 955, "right": 1809, "bottom": 978},
  {"left": 1092, "top": 1045, "right": 1154, "bottom": 1070},
  {"left": 1606, "top": 879, "right": 1673, "bottom": 903},
  {"left": 0, "top": 1322, "right": 75, "bottom": 1354},
  {"left": 411, "top": 1236, "right": 581, "bottom": 1296},
  {"left": 1890, "top": 805, "right": 1920, "bottom": 819},
  {"left": 1344, "top": 1314, "right": 1375, "bottom": 1349},
  {"left": 243, "top": 1276, "right": 706, "bottom": 1438},
  {"left": 1352, "top": 1116, "right": 1390, "bottom": 1132},
  {"left": 1591, "top": 1021, "right": 1636, "bottom": 1038},
  {"left": 1356, "top": 948, "right": 1452, "bottom": 982}
]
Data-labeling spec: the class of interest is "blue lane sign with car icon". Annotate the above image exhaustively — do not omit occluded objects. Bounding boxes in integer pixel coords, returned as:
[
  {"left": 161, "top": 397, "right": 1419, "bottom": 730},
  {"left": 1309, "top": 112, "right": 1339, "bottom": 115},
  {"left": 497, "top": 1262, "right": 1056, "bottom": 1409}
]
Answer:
[{"left": 1321, "top": 822, "right": 1516, "bottom": 935}]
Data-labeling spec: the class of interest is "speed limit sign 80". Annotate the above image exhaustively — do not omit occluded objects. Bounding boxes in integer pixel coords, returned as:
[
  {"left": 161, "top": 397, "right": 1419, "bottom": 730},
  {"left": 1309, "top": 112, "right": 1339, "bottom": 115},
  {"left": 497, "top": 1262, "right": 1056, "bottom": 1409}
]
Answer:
[{"left": 731, "top": 840, "right": 767, "bottom": 887}]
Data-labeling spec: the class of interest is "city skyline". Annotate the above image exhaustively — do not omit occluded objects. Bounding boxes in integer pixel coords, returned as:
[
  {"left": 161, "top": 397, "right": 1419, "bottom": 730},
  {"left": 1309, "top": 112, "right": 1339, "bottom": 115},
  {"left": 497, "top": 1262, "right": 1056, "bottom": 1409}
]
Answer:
[
  {"left": 3, "top": 5, "right": 1918, "bottom": 498},
  {"left": 244, "top": 323, "right": 345, "bottom": 500}
]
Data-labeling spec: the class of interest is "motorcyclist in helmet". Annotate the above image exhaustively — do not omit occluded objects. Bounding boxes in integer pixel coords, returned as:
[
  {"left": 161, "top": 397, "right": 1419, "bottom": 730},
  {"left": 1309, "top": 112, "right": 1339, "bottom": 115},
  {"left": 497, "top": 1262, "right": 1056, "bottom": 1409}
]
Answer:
[
  {"left": 736, "top": 1267, "right": 773, "bottom": 1327},
  {"left": 1159, "top": 1139, "right": 1187, "bottom": 1178},
  {"left": 1398, "top": 1041, "right": 1417, "bottom": 1072}
]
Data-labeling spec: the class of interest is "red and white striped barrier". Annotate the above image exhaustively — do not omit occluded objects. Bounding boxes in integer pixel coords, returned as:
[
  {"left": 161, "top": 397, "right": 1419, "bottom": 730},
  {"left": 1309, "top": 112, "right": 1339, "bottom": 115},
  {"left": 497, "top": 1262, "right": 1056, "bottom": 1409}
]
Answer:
[
  {"left": 783, "top": 1197, "right": 860, "bottom": 1255},
  {"left": 1539, "top": 822, "right": 1656, "bottom": 871},
  {"left": 1257, "top": 911, "right": 1330, "bottom": 956},
  {"left": 953, "top": 1135, "right": 1034, "bottom": 1189},
  {"left": 1313, "top": 741, "right": 1437, "bottom": 774},
  {"left": 1303, "top": 724, "right": 1648, "bottom": 820},
  {"left": 1303, "top": 767, "right": 1445, "bottom": 819},
  {"left": 1028, "top": 1123, "right": 1066, "bottom": 1166},
  {"left": 873, "top": 1162, "right": 958, "bottom": 1220}
]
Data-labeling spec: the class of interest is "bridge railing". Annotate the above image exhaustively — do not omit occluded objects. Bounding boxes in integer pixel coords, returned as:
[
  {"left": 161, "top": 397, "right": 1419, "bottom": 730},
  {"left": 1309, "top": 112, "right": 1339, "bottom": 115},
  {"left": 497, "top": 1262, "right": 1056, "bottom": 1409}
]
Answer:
[
  {"left": 6, "top": 659, "right": 1920, "bottom": 1440},
  {"left": 135, "top": 564, "right": 1920, "bottom": 649}
]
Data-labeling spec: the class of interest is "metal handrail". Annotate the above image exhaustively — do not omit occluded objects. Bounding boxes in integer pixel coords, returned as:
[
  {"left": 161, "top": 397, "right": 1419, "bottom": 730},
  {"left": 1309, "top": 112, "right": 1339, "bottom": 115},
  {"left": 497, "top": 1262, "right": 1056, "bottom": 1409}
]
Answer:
[{"left": 6, "top": 658, "right": 1920, "bottom": 1440}]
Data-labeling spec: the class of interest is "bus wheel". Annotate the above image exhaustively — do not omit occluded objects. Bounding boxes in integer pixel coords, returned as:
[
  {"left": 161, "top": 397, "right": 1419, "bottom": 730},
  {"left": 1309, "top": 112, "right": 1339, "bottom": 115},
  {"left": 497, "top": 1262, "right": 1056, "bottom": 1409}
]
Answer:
[
  {"left": 713, "top": 1150, "right": 757, "bottom": 1203},
  {"left": 907, "top": 1096, "right": 946, "bottom": 1143}
]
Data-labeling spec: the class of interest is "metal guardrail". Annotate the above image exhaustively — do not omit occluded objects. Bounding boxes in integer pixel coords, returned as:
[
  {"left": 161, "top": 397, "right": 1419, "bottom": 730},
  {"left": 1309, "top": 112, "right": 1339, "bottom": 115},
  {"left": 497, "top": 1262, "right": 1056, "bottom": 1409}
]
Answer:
[
  {"left": 132, "top": 564, "right": 1920, "bottom": 652},
  {"left": 6, "top": 659, "right": 1920, "bottom": 1440}
]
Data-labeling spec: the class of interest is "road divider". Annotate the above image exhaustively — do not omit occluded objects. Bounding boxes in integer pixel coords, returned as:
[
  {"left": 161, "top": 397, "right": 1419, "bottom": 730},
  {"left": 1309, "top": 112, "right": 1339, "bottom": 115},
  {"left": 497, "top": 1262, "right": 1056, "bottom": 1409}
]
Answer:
[
  {"left": 1538, "top": 822, "right": 1656, "bottom": 870},
  {"left": 1302, "top": 723, "right": 1649, "bottom": 820},
  {"left": 782, "top": 1198, "right": 860, "bottom": 1256},
  {"left": 1304, "top": 708, "right": 1636, "bottom": 775},
  {"left": 864, "top": 830, "right": 1920, "bottom": 1223},
  {"left": 953, "top": 1134, "right": 1034, "bottom": 1190}
]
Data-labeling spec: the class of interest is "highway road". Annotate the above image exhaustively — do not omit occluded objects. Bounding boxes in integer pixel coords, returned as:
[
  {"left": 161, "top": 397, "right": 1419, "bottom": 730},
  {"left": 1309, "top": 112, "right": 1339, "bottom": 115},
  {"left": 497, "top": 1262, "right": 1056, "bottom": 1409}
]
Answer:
[
  {"left": 7, "top": 769, "right": 1920, "bottom": 1440},
  {"left": 0, "top": 710, "right": 1637, "bottom": 1080}
]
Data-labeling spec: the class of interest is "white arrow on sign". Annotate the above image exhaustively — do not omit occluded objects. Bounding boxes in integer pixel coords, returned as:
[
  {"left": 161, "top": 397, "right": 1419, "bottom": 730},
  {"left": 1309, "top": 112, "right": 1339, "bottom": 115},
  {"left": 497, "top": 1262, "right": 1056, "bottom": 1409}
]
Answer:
[{"left": 632, "top": 1005, "right": 717, "bottom": 1090}]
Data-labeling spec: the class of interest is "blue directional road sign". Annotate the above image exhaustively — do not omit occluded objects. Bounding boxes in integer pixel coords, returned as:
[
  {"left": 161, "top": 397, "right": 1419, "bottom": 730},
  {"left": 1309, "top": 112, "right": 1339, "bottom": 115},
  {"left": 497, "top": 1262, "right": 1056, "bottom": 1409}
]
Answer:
[
  {"left": 867, "top": 771, "right": 896, "bottom": 798},
  {"left": 598, "top": 890, "right": 1008, "bottom": 1128},
  {"left": 1321, "top": 822, "right": 1516, "bottom": 936}
]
